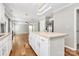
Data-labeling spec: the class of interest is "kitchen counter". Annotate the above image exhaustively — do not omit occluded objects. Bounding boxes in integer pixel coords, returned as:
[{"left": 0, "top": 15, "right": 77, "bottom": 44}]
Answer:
[
  {"left": 0, "top": 33, "right": 11, "bottom": 40},
  {"left": 34, "top": 32, "right": 68, "bottom": 39},
  {"left": 29, "top": 32, "right": 68, "bottom": 56},
  {"left": 0, "top": 32, "right": 12, "bottom": 56}
]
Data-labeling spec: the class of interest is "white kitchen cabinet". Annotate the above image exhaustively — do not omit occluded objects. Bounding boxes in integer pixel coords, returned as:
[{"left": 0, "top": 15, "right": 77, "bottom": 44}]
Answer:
[
  {"left": 34, "top": 35, "right": 40, "bottom": 55},
  {"left": 0, "top": 48, "right": 2, "bottom": 56},
  {"left": 29, "top": 32, "right": 68, "bottom": 56},
  {"left": 29, "top": 33, "right": 35, "bottom": 50},
  {"left": 40, "top": 37, "right": 49, "bottom": 56},
  {"left": 0, "top": 33, "right": 12, "bottom": 56},
  {"left": 2, "top": 44, "right": 7, "bottom": 56}
]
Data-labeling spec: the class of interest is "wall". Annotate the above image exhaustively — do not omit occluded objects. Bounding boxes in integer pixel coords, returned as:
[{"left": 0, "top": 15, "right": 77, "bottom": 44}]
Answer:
[
  {"left": 0, "top": 3, "right": 12, "bottom": 33},
  {"left": 0, "top": 3, "right": 5, "bottom": 33},
  {"left": 13, "top": 23, "right": 29, "bottom": 34},
  {"left": 53, "top": 4, "right": 79, "bottom": 50}
]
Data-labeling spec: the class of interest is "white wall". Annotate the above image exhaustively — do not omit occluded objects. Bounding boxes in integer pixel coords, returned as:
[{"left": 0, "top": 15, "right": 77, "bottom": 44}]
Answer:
[
  {"left": 14, "top": 23, "right": 29, "bottom": 34},
  {"left": 0, "top": 3, "right": 4, "bottom": 32},
  {"left": 53, "top": 4, "right": 79, "bottom": 50},
  {"left": 0, "top": 3, "right": 10, "bottom": 33}
]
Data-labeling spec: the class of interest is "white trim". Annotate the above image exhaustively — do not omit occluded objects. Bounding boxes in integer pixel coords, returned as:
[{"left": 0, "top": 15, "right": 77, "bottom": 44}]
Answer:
[
  {"left": 74, "top": 8, "right": 77, "bottom": 50},
  {"left": 53, "top": 3, "right": 74, "bottom": 13},
  {"left": 65, "top": 45, "right": 76, "bottom": 51},
  {"left": 74, "top": 7, "right": 79, "bottom": 51}
]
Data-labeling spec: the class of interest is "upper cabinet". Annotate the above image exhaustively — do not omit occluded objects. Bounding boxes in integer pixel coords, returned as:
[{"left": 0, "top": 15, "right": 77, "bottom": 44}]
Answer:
[{"left": 0, "top": 3, "right": 5, "bottom": 23}]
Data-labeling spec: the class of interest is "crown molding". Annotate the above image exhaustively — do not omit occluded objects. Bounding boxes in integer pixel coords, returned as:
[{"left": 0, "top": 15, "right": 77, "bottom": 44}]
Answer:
[{"left": 53, "top": 3, "right": 74, "bottom": 13}]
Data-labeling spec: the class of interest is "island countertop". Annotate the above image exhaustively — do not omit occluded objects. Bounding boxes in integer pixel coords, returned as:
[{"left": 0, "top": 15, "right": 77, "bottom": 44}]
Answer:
[{"left": 34, "top": 32, "right": 68, "bottom": 39}]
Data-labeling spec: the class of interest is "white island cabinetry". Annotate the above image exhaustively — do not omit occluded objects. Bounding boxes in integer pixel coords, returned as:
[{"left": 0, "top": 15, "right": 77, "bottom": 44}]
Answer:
[{"left": 29, "top": 32, "right": 68, "bottom": 56}]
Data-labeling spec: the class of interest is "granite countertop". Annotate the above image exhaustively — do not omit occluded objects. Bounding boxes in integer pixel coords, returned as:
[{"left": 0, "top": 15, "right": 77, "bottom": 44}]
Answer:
[{"left": 34, "top": 32, "right": 68, "bottom": 39}]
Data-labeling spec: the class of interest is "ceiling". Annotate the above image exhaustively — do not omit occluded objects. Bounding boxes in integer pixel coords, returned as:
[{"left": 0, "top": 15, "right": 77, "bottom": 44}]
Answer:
[{"left": 4, "top": 3, "right": 71, "bottom": 23}]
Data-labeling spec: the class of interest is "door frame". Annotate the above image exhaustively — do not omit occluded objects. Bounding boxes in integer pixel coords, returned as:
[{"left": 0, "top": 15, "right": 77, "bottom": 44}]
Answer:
[{"left": 74, "top": 7, "right": 79, "bottom": 50}]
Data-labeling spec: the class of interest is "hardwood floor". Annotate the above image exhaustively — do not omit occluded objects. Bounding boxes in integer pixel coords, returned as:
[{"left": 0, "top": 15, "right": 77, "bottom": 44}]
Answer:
[
  {"left": 65, "top": 47, "right": 79, "bottom": 56},
  {"left": 10, "top": 33, "right": 36, "bottom": 56},
  {"left": 10, "top": 33, "right": 79, "bottom": 56}
]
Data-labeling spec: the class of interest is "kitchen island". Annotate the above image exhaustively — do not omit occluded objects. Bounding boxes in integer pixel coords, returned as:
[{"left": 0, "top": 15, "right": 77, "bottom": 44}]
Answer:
[
  {"left": 29, "top": 32, "right": 68, "bottom": 56},
  {"left": 0, "top": 33, "right": 12, "bottom": 56}
]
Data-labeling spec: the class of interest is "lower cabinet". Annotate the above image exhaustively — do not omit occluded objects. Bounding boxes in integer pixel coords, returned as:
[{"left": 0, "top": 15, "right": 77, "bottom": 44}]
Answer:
[
  {"left": 34, "top": 36, "right": 40, "bottom": 55},
  {"left": 0, "top": 33, "right": 12, "bottom": 56},
  {"left": 29, "top": 33, "right": 35, "bottom": 50},
  {"left": 2, "top": 45, "right": 7, "bottom": 56},
  {"left": 29, "top": 33, "right": 49, "bottom": 56},
  {"left": 29, "top": 32, "right": 65, "bottom": 56},
  {"left": 40, "top": 37, "right": 49, "bottom": 56}
]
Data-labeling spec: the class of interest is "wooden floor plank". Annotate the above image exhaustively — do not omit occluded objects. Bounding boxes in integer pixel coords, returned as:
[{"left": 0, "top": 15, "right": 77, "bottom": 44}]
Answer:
[{"left": 10, "top": 33, "right": 36, "bottom": 56}]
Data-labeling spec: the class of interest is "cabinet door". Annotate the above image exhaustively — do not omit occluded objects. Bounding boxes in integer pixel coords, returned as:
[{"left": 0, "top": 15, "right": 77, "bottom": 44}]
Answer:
[
  {"left": 29, "top": 33, "right": 33, "bottom": 46},
  {"left": 29, "top": 33, "right": 32, "bottom": 45},
  {"left": 0, "top": 48, "right": 2, "bottom": 56},
  {"left": 29, "top": 33, "right": 35, "bottom": 50},
  {"left": 0, "top": 41, "right": 2, "bottom": 56},
  {"left": 40, "top": 37, "right": 49, "bottom": 56},
  {"left": 6, "top": 34, "right": 12, "bottom": 56},
  {"left": 1, "top": 34, "right": 12, "bottom": 56},
  {"left": 2, "top": 45, "right": 7, "bottom": 56},
  {"left": 34, "top": 35, "right": 40, "bottom": 55}
]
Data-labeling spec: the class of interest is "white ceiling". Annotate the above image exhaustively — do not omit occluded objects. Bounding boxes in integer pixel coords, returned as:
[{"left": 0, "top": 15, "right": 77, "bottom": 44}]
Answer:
[{"left": 4, "top": 3, "right": 71, "bottom": 23}]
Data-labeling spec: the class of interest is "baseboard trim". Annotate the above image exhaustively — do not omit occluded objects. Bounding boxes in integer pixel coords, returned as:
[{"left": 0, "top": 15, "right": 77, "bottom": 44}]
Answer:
[{"left": 65, "top": 45, "right": 76, "bottom": 51}]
